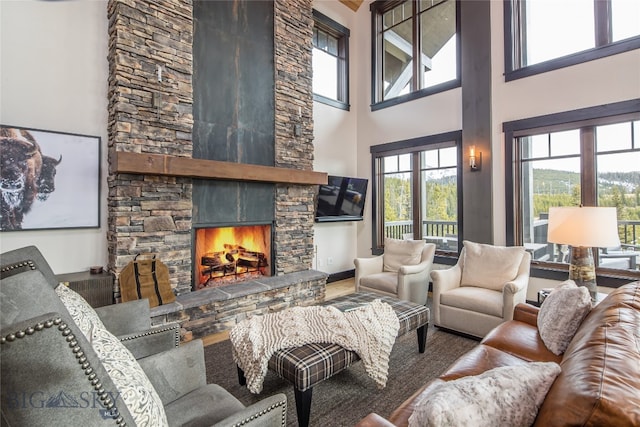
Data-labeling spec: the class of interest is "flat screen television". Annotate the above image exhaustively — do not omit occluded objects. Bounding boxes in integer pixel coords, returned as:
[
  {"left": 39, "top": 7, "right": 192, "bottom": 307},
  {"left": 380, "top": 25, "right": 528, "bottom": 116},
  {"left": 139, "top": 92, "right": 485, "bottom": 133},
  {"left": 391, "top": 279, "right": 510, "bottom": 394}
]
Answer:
[{"left": 315, "top": 175, "right": 368, "bottom": 222}]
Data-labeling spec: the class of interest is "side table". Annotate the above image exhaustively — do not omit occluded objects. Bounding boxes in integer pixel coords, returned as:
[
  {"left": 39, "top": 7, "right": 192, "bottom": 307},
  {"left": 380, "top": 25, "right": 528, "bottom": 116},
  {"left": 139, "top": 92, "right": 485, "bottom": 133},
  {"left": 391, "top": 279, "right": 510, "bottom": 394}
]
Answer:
[
  {"left": 537, "top": 288, "right": 608, "bottom": 307},
  {"left": 57, "top": 270, "right": 114, "bottom": 308}
]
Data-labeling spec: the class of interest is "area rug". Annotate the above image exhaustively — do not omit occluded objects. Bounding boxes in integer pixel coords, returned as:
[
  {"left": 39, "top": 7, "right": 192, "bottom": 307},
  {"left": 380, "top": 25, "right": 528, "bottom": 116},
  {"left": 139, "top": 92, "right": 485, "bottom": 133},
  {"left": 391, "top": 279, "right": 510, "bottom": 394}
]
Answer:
[{"left": 204, "top": 312, "right": 478, "bottom": 427}]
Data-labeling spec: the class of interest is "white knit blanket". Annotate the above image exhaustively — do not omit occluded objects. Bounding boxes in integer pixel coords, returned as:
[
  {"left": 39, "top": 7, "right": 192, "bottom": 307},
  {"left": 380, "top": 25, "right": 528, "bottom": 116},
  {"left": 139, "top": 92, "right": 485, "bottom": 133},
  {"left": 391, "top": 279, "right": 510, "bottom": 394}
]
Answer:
[{"left": 230, "top": 300, "right": 400, "bottom": 394}]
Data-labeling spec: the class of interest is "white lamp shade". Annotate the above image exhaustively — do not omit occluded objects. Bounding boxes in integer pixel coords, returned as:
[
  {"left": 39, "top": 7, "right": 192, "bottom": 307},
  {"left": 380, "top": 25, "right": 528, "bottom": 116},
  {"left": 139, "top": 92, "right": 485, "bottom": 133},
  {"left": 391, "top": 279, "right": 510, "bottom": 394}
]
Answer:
[{"left": 547, "top": 207, "right": 621, "bottom": 248}]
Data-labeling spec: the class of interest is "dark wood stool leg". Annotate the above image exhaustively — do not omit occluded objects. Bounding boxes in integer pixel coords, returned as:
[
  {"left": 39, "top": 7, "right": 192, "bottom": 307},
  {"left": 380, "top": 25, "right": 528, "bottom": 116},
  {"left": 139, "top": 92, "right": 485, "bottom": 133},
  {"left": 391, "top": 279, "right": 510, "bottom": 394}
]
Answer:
[
  {"left": 237, "top": 365, "right": 247, "bottom": 386},
  {"left": 294, "top": 386, "right": 313, "bottom": 427},
  {"left": 417, "top": 324, "right": 428, "bottom": 353}
]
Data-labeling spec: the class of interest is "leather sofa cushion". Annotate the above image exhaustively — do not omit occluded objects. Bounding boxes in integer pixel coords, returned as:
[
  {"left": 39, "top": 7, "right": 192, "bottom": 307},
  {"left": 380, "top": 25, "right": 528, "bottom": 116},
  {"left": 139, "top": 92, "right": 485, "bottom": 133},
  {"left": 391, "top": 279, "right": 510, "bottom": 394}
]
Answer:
[
  {"left": 440, "top": 286, "right": 503, "bottom": 318},
  {"left": 482, "top": 320, "right": 561, "bottom": 364}
]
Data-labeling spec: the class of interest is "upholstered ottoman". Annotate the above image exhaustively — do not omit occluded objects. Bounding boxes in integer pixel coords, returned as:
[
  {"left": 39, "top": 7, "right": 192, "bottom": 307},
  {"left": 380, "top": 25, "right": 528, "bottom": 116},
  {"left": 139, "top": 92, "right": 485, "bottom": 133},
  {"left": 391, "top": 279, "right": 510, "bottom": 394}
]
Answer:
[{"left": 237, "top": 291, "right": 430, "bottom": 427}]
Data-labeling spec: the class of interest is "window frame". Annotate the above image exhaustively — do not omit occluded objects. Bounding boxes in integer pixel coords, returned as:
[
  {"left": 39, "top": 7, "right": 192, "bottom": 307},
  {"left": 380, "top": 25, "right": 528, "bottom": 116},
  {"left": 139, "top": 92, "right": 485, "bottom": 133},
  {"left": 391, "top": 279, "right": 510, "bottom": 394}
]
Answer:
[
  {"left": 312, "top": 10, "right": 350, "bottom": 111},
  {"left": 504, "top": 0, "right": 640, "bottom": 82},
  {"left": 370, "top": 130, "right": 463, "bottom": 257},
  {"left": 504, "top": 99, "right": 640, "bottom": 286},
  {"left": 370, "top": 0, "right": 461, "bottom": 111}
]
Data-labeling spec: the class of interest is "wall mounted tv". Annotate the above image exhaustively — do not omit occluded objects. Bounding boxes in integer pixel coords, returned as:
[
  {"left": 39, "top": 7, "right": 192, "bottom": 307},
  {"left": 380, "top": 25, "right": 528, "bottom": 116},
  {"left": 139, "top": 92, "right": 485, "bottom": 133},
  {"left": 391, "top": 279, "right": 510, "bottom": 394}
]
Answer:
[{"left": 315, "top": 175, "right": 368, "bottom": 222}]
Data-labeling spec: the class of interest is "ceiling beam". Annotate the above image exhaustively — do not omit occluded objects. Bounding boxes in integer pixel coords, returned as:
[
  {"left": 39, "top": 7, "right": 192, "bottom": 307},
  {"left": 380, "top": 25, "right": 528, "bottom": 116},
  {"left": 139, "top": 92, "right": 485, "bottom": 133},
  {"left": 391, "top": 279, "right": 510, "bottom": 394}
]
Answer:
[{"left": 339, "top": 0, "right": 363, "bottom": 12}]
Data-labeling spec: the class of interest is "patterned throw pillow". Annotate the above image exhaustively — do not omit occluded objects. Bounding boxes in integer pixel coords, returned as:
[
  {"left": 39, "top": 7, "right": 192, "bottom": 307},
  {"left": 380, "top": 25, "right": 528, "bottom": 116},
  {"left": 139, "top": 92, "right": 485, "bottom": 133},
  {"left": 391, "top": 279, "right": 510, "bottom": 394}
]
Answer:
[
  {"left": 408, "top": 362, "right": 561, "bottom": 427},
  {"left": 537, "top": 280, "right": 592, "bottom": 355},
  {"left": 56, "top": 284, "right": 168, "bottom": 427}
]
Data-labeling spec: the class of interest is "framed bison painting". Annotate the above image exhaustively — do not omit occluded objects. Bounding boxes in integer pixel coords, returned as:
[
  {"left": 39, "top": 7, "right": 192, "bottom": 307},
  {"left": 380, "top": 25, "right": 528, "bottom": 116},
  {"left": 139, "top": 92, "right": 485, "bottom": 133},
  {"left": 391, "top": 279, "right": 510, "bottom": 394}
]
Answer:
[{"left": 0, "top": 125, "right": 100, "bottom": 231}]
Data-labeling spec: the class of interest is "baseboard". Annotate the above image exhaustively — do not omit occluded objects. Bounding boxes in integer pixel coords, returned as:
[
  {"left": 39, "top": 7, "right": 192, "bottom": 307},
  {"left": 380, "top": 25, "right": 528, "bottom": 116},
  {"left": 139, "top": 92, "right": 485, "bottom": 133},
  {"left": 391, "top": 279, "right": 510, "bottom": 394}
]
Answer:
[{"left": 327, "top": 269, "right": 355, "bottom": 283}]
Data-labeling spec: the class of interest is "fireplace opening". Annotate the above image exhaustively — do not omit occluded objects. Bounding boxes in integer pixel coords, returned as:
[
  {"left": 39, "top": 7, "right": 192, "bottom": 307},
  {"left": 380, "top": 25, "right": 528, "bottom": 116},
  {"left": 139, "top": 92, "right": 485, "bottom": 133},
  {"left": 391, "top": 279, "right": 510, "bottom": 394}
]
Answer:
[{"left": 193, "top": 224, "right": 273, "bottom": 290}]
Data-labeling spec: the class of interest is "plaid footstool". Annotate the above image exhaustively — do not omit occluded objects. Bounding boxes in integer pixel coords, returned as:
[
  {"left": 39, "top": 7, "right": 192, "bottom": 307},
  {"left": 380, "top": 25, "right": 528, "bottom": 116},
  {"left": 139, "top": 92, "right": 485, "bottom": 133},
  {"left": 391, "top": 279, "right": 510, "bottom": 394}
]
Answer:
[{"left": 236, "top": 291, "right": 430, "bottom": 427}]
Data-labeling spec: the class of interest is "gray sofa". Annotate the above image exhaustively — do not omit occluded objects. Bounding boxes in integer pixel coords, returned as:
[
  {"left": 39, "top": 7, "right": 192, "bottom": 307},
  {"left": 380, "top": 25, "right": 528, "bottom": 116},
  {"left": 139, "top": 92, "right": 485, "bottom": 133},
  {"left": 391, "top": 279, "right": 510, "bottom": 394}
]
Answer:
[{"left": 1, "top": 246, "right": 286, "bottom": 427}]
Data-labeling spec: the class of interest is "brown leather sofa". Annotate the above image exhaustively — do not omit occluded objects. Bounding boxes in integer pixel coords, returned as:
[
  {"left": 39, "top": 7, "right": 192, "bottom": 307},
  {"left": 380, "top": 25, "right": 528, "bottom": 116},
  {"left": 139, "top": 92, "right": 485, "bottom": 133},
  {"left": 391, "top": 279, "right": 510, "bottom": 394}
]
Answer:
[{"left": 357, "top": 281, "right": 640, "bottom": 427}]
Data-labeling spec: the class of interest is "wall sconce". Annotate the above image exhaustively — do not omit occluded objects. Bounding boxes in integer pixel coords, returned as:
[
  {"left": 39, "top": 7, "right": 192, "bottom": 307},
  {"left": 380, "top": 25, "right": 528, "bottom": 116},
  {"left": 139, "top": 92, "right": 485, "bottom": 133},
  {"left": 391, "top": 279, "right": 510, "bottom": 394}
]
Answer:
[{"left": 469, "top": 146, "right": 482, "bottom": 171}]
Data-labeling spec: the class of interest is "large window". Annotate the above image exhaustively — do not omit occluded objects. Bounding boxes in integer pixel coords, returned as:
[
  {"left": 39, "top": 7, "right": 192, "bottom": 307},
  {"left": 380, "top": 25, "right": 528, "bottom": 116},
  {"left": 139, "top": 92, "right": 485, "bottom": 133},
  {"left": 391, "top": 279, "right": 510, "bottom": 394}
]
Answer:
[
  {"left": 371, "top": 132, "right": 461, "bottom": 253},
  {"left": 370, "top": 0, "right": 459, "bottom": 110},
  {"left": 505, "top": 101, "right": 640, "bottom": 278},
  {"left": 505, "top": 0, "right": 640, "bottom": 80},
  {"left": 313, "top": 10, "right": 350, "bottom": 110}
]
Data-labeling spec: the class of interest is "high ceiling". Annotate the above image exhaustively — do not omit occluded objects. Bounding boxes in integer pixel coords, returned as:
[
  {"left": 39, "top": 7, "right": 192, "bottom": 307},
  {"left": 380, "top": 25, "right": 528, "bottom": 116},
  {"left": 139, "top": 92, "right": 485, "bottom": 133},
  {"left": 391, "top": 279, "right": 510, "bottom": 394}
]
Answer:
[{"left": 338, "top": 0, "right": 364, "bottom": 12}]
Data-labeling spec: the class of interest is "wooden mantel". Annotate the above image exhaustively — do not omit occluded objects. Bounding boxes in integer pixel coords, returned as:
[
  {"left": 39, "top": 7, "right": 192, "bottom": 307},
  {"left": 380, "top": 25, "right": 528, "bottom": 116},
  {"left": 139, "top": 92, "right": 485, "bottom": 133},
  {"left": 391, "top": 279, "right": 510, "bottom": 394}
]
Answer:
[{"left": 113, "top": 152, "right": 328, "bottom": 185}]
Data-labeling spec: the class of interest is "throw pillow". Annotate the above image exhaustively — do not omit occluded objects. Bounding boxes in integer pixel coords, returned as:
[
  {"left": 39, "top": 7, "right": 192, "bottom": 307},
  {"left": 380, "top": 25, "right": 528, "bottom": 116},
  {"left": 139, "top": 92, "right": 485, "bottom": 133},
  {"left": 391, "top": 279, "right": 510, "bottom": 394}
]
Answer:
[
  {"left": 383, "top": 238, "right": 425, "bottom": 272},
  {"left": 56, "top": 284, "right": 169, "bottom": 427},
  {"left": 537, "top": 280, "right": 592, "bottom": 355},
  {"left": 460, "top": 241, "right": 525, "bottom": 291},
  {"left": 408, "top": 362, "right": 561, "bottom": 427}
]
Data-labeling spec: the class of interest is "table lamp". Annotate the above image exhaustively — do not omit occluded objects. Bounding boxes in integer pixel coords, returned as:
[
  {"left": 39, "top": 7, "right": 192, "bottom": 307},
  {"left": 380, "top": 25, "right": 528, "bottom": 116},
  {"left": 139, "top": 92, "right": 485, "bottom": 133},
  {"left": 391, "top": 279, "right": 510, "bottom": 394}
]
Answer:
[{"left": 547, "top": 206, "right": 620, "bottom": 302}]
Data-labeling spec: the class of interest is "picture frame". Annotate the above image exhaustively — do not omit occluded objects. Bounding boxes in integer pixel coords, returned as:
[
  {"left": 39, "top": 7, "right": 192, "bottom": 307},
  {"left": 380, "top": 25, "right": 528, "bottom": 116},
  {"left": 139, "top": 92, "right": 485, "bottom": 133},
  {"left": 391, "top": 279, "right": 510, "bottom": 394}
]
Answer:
[{"left": 0, "top": 125, "right": 100, "bottom": 231}]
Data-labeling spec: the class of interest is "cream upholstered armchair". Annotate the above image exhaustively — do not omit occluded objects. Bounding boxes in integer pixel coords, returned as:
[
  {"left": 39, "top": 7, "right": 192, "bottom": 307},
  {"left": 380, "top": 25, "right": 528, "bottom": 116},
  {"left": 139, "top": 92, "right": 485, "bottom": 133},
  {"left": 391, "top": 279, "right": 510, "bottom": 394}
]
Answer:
[
  {"left": 354, "top": 238, "right": 436, "bottom": 305},
  {"left": 430, "top": 240, "right": 531, "bottom": 338}
]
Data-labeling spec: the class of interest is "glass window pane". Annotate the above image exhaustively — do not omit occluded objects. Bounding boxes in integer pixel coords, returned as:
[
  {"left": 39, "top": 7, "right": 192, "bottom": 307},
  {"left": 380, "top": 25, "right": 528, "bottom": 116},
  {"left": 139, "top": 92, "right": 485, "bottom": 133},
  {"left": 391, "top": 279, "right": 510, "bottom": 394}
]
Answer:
[
  {"left": 420, "top": 144, "right": 457, "bottom": 250},
  {"left": 422, "top": 150, "right": 438, "bottom": 168},
  {"left": 327, "top": 36, "right": 338, "bottom": 56},
  {"left": 422, "top": 167, "right": 457, "bottom": 250},
  {"left": 383, "top": 155, "right": 398, "bottom": 173},
  {"left": 398, "top": 153, "right": 412, "bottom": 171},
  {"left": 419, "top": 0, "right": 446, "bottom": 12},
  {"left": 597, "top": 149, "right": 640, "bottom": 270},
  {"left": 439, "top": 146, "right": 457, "bottom": 167},
  {"left": 524, "top": 0, "right": 594, "bottom": 66},
  {"left": 597, "top": 151, "right": 640, "bottom": 203},
  {"left": 384, "top": 2, "right": 411, "bottom": 28},
  {"left": 521, "top": 134, "right": 549, "bottom": 159},
  {"left": 419, "top": 0, "right": 457, "bottom": 89},
  {"left": 312, "top": 48, "right": 338, "bottom": 99},
  {"left": 520, "top": 157, "right": 581, "bottom": 263},
  {"left": 612, "top": 0, "right": 640, "bottom": 42},
  {"left": 383, "top": 172, "right": 413, "bottom": 238},
  {"left": 549, "top": 130, "right": 581, "bottom": 156},
  {"left": 383, "top": 18, "right": 413, "bottom": 100},
  {"left": 596, "top": 122, "right": 632, "bottom": 152}
]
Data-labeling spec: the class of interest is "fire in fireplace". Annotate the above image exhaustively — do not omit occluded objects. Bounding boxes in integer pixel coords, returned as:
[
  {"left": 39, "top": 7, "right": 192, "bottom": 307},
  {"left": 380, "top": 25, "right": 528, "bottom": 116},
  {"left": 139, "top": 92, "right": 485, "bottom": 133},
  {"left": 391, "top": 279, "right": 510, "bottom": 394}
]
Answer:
[{"left": 194, "top": 224, "right": 272, "bottom": 290}]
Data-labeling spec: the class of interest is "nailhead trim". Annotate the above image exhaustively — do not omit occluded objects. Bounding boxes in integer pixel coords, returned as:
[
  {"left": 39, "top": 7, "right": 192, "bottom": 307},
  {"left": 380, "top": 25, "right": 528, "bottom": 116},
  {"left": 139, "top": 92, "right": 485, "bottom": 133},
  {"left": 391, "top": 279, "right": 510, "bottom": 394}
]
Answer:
[
  {"left": 1, "top": 317, "right": 127, "bottom": 426},
  {"left": 0, "top": 260, "right": 36, "bottom": 273},
  {"left": 119, "top": 323, "right": 180, "bottom": 347},
  {"left": 230, "top": 399, "right": 287, "bottom": 427}
]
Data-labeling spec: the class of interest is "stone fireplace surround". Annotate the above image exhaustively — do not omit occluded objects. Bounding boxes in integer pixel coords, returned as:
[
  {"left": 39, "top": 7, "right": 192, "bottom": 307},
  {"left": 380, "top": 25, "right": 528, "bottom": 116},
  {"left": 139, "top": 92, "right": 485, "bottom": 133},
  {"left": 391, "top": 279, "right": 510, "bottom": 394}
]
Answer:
[{"left": 106, "top": 0, "right": 328, "bottom": 339}]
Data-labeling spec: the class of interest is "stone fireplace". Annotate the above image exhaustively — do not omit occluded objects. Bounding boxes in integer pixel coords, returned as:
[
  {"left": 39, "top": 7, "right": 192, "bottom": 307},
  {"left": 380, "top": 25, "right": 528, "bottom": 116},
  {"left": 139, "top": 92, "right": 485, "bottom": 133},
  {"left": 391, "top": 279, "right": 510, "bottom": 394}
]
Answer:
[{"left": 106, "top": 0, "right": 327, "bottom": 339}]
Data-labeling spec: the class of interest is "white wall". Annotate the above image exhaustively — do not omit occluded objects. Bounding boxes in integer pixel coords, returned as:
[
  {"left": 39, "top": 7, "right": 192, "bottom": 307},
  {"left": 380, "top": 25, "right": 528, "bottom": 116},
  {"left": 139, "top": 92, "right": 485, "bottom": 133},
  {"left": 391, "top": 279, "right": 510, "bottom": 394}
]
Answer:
[
  {"left": 0, "top": 1, "right": 109, "bottom": 275},
  {"left": 311, "top": 1, "right": 361, "bottom": 274}
]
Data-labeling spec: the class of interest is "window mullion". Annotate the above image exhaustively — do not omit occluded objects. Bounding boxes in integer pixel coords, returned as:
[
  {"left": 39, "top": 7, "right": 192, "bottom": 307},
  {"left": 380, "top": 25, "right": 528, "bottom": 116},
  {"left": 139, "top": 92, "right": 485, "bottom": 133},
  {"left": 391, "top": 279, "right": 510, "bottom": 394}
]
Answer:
[
  {"left": 594, "top": 0, "right": 612, "bottom": 46},
  {"left": 412, "top": 152, "right": 421, "bottom": 239},
  {"left": 580, "top": 126, "right": 597, "bottom": 206},
  {"left": 412, "top": 0, "right": 421, "bottom": 91}
]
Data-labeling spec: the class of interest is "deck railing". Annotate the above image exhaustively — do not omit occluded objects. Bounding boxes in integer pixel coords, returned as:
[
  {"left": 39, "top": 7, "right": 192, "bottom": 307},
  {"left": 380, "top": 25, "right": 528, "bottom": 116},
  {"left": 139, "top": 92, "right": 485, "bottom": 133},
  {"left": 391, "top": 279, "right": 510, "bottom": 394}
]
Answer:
[{"left": 384, "top": 219, "right": 640, "bottom": 269}]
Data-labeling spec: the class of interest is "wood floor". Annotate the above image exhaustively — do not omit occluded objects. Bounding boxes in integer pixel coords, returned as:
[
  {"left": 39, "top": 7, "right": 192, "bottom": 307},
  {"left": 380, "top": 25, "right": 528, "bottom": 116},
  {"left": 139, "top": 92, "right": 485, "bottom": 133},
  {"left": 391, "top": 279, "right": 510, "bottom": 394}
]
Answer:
[{"left": 201, "top": 277, "right": 356, "bottom": 347}]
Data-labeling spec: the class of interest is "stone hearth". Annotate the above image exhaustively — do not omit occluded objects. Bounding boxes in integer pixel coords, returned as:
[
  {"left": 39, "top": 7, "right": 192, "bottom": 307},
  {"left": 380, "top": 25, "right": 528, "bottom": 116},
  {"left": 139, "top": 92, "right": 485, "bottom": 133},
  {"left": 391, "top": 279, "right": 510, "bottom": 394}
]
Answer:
[{"left": 150, "top": 270, "right": 327, "bottom": 339}]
